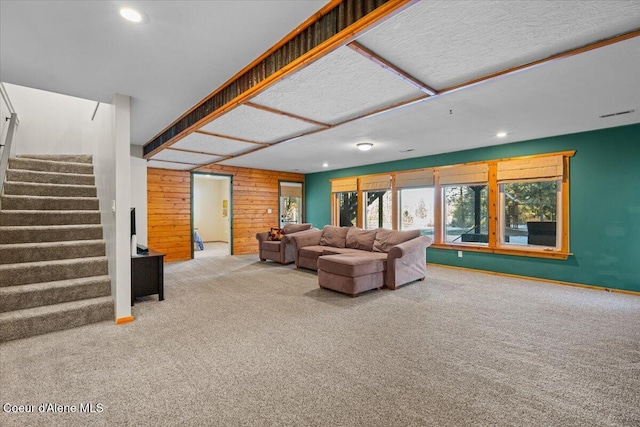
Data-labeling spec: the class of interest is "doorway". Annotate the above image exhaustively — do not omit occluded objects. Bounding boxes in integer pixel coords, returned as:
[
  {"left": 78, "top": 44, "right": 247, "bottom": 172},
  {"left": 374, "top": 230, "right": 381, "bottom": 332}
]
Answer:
[
  {"left": 191, "top": 172, "right": 232, "bottom": 258},
  {"left": 279, "top": 181, "right": 304, "bottom": 227}
]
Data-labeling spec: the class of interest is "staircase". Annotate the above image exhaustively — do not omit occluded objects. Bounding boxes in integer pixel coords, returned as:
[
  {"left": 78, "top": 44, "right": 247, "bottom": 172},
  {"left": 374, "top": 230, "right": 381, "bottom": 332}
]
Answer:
[{"left": 0, "top": 155, "right": 113, "bottom": 341}]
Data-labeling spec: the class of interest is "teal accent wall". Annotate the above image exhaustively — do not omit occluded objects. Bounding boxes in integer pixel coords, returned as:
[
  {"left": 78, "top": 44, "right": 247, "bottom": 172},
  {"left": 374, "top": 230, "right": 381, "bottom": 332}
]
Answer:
[{"left": 305, "top": 124, "right": 640, "bottom": 292}]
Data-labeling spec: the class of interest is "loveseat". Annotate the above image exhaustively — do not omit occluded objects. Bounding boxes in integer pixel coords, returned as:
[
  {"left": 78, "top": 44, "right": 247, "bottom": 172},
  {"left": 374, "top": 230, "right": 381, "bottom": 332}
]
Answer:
[
  {"left": 255, "top": 223, "right": 315, "bottom": 265},
  {"left": 289, "top": 225, "right": 432, "bottom": 295}
]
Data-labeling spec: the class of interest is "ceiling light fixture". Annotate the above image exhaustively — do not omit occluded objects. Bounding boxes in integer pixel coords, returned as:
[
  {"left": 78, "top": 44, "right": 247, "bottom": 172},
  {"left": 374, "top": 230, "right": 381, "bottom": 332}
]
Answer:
[
  {"left": 496, "top": 132, "right": 508, "bottom": 138},
  {"left": 357, "top": 142, "right": 374, "bottom": 151},
  {"left": 322, "top": 162, "right": 329, "bottom": 168},
  {"left": 120, "top": 8, "right": 143, "bottom": 23}
]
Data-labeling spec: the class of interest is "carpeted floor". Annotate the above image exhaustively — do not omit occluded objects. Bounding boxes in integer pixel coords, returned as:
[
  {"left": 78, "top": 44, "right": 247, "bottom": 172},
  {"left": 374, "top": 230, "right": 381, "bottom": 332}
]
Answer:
[
  {"left": 194, "top": 242, "right": 230, "bottom": 258},
  {"left": 1, "top": 256, "right": 639, "bottom": 426}
]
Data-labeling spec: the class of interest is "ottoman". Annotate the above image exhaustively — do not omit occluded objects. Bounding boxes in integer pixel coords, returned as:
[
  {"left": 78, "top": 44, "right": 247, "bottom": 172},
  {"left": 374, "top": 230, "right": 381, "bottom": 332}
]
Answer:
[{"left": 317, "top": 255, "right": 385, "bottom": 296}]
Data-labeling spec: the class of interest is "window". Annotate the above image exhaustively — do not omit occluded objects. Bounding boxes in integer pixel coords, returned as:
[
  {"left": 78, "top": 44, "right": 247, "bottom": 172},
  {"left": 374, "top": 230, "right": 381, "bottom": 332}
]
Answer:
[
  {"left": 399, "top": 187, "right": 435, "bottom": 237},
  {"left": 331, "top": 178, "right": 358, "bottom": 227},
  {"left": 364, "top": 190, "right": 392, "bottom": 229},
  {"left": 496, "top": 155, "right": 564, "bottom": 250},
  {"left": 500, "top": 181, "right": 559, "bottom": 248},
  {"left": 328, "top": 151, "right": 572, "bottom": 259},
  {"left": 360, "top": 174, "right": 392, "bottom": 229},
  {"left": 279, "top": 182, "right": 303, "bottom": 227},
  {"left": 439, "top": 164, "right": 489, "bottom": 244},
  {"left": 396, "top": 169, "right": 435, "bottom": 236},
  {"left": 443, "top": 185, "right": 488, "bottom": 243},
  {"left": 336, "top": 191, "right": 358, "bottom": 226}
]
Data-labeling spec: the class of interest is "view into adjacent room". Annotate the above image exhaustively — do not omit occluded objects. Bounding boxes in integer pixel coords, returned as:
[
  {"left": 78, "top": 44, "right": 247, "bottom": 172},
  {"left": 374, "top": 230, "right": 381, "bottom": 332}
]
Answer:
[
  {"left": 279, "top": 181, "right": 304, "bottom": 226},
  {"left": 192, "top": 173, "right": 231, "bottom": 258}
]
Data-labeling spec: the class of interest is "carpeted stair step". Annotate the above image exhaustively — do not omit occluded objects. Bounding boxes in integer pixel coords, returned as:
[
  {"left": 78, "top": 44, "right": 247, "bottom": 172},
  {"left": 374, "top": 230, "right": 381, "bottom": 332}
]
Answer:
[
  {"left": 17, "top": 154, "right": 93, "bottom": 164},
  {"left": 0, "top": 224, "right": 103, "bottom": 244},
  {"left": 9, "top": 157, "right": 93, "bottom": 175},
  {"left": 0, "top": 240, "right": 105, "bottom": 264},
  {"left": 0, "top": 275, "right": 111, "bottom": 313},
  {"left": 0, "top": 296, "right": 113, "bottom": 342},
  {"left": 6, "top": 169, "right": 95, "bottom": 186},
  {"left": 0, "top": 256, "right": 108, "bottom": 287},
  {"left": 3, "top": 181, "right": 97, "bottom": 197},
  {"left": 1, "top": 195, "right": 99, "bottom": 210},
  {"left": 0, "top": 210, "right": 100, "bottom": 226}
]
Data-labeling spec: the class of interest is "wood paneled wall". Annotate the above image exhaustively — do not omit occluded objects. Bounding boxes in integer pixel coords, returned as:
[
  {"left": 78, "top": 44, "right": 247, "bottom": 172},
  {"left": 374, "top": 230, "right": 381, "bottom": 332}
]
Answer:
[
  {"left": 147, "top": 166, "right": 304, "bottom": 261},
  {"left": 147, "top": 168, "right": 192, "bottom": 261}
]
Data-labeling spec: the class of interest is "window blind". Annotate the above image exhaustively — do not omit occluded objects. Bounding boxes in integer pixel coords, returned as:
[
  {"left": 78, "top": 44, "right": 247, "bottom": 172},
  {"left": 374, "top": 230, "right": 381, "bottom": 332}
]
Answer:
[
  {"left": 438, "top": 164, "right": 488, "bottom": 185},
  {"left": 360, "top": 175, "right": 391, "bottom": 191},
  {"left": 280, "top": 183, "right": 302, "bottom": 197},
  {"left": 331, "top": 178, "right": 357, "bottom": 193},
  {"left": 497, "top": 155, "right": 563, "bottom": 183},
  {"left": 395, "top": 169, "right": 434, "bottom": 189}
]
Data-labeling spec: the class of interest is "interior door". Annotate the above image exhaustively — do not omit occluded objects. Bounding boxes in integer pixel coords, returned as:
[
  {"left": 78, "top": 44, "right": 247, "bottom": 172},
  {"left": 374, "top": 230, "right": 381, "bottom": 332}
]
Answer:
[{"left": 279, "top": 181, "right": 303, "bottom": 227}]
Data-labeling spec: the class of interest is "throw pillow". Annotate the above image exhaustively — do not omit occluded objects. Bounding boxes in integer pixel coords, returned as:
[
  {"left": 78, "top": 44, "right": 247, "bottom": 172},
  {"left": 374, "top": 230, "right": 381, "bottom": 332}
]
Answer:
[
  {"left": 345, "top": 227, "right": 377, "bottom": 251},
  {"left": 283, "top": 223, "right": 312, "bottom": 234},
  {"left": 268, "top": 227, "right": 285, "bottom": 241},
  {"left": 373, "top": 229, "right": 421, "bottom": 252},
  {"left": 319, "top": 225, "right": 349, "bottom": 248}
]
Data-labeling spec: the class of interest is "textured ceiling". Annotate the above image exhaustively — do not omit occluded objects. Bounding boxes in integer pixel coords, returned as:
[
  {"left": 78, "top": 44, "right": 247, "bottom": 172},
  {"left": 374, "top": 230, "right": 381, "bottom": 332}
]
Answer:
[
  {"left": 149, "top": 149, "right": 223, "bottom": 165},
  {"left": 219, "top": 36, "right": 640, "bottom": 173},
  {"left": 251, "top": 46, "right": 424, "bottom": 124},
  {"left": 199, "top": 105, "right": 322, "bottom": 144},
  {"left": 0, "top": 0, "right": 329, "bottom": 144},
  {"left": 172, "top": 132, "right": 259, "bottom": 157},
  {"left": 147, "top": 160, "right": 194, "bottom": 170},
  {"left": 3, "top": 1, "right": 638, "bottom": 173},
  {"left": 357, "top": 0, "right": 640, "bottom": 90}
]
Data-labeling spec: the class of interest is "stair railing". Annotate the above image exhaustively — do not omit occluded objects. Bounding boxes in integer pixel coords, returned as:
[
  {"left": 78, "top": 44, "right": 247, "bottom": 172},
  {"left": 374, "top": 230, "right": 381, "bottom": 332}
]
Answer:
[{"left": 0, "top": 83, "right": 20, "bottom": 208}]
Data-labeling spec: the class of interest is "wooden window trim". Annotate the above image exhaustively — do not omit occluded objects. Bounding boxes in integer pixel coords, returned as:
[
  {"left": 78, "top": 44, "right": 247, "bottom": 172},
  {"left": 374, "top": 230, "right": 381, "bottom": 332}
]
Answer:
[
  {"left": 430, "top": 242, "right": 572, "bottom": 260},
  {"left": 329, "top": 150, "right": 575, "bottom": 260}
]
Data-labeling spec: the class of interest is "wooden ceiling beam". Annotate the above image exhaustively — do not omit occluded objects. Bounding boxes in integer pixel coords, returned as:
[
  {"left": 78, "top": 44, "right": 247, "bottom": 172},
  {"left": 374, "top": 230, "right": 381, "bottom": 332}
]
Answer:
[
  {"left": 194, "top": 29, "right": 640, "bottom": 168},
  {"left": 143, "top": 0, "right": 419, "bottom": 159},
  {"left": 194, "top": 130, "right": 269, "bottom": 146},
  {"left": 347, "top": 41, "right": 438, "bottom": 95},
  {"left": 166, "top": 147, "right": 232, "bottom": 158},
  {"left": 147, "top": 158, "right": 199, "bottom": 166},
  {"left": 440, "top": 29, "right": 640, "bottom": 94},
  {"left": 244, "top": 101, "right": 331, "bottom": 128}
]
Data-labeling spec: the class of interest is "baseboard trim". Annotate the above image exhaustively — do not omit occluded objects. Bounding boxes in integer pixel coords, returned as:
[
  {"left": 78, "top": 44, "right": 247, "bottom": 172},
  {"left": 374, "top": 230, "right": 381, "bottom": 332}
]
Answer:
[
  {"left": 428, "top": 263, "right": 640, "bottom": 297},
  {"left": 116, "top": 316, "right": 135, "bottom": 325}
]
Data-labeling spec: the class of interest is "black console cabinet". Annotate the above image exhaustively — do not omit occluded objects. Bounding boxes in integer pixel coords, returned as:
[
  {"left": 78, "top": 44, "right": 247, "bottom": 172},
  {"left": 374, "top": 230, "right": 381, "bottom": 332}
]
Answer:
[{"left": 131, "top": 250, "right": 165, "bottom": 306}]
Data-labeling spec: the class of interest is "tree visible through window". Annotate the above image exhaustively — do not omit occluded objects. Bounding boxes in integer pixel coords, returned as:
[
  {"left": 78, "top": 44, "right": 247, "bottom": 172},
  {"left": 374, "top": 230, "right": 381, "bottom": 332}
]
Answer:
[
  {"left": 399, "top": 187, "right": 434, "bottom": 237},
  {"left": 336, "top": 191, "right": 358, "bottom": 227},
  {"left": 444, "top": 185, "right": 488, "bottom": 243},
  {"left": 364, "top": 191, "right": 392, "bottom": 229},
  {"left": 502, "top": 181, "right": 558, "bottom": 247}
]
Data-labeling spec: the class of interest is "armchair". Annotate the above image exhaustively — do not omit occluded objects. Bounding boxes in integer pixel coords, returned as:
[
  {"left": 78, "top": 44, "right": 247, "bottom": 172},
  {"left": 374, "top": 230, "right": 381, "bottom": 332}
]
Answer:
[{"left": 256, "top": 223, "right": 314, "bottom": 264}]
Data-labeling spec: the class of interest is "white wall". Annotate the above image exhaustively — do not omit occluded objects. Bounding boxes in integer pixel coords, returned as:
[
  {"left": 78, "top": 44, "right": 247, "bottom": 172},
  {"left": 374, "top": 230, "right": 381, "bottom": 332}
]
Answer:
[
  {"left": 130, "top": 145, "right": 148, "bottom": 246},
  {"left": 4, "top": 83, "right": 96, "bottom": 155},
  {"left": 3, "top": 84, "right": 133, "bottom": 321},
  {"left": 0, "top": 84, "right": 11, "bottom": 151},
  {"left": 92, "top": 95, "right": 132, "bottom": 321},
  {"left": 111, "top": 94, "right": 132, "bottom": 320},
  {"left": 92, "top": 94, "right": 132, "bottom": 321},
  {"left": 194, "top": 175, "right": 230, "bottom": 242}
]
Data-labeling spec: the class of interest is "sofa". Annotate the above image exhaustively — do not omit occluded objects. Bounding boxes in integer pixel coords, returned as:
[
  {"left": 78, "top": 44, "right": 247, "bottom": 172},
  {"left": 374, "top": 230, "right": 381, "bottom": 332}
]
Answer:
[
  {"left": 255, "top": 223, "right": 315, "bottom": 265},
  {"left": 289, "top": 225, "right": 432, "bottom": 295}
]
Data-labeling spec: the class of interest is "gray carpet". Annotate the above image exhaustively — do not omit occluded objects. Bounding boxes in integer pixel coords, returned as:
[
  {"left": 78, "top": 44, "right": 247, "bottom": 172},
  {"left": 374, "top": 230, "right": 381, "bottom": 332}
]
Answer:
[{"left": 1, "top": 257, "right": 639, "bottom": 426}]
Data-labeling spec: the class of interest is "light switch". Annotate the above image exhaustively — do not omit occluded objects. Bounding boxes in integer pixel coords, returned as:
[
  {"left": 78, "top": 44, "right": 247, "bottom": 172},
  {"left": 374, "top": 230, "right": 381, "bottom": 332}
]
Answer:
[{"left": 267, "top": 208, "right": 272, "bottom": 214}]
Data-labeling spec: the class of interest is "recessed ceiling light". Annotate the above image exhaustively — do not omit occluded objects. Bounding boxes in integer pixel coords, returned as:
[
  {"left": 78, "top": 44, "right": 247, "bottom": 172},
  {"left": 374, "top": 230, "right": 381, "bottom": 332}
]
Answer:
[
  {"left": 120, "top": 8, "right": 143, "bottom": 23},
  {"left": 322, "top": 162, "right": 329, "bottom": 168},
  {"left": 356, "top": 142, "right": 374, "bottom": 151},
  {"left": 496, "top": 132, "right": 508, "bottom": 138}
]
